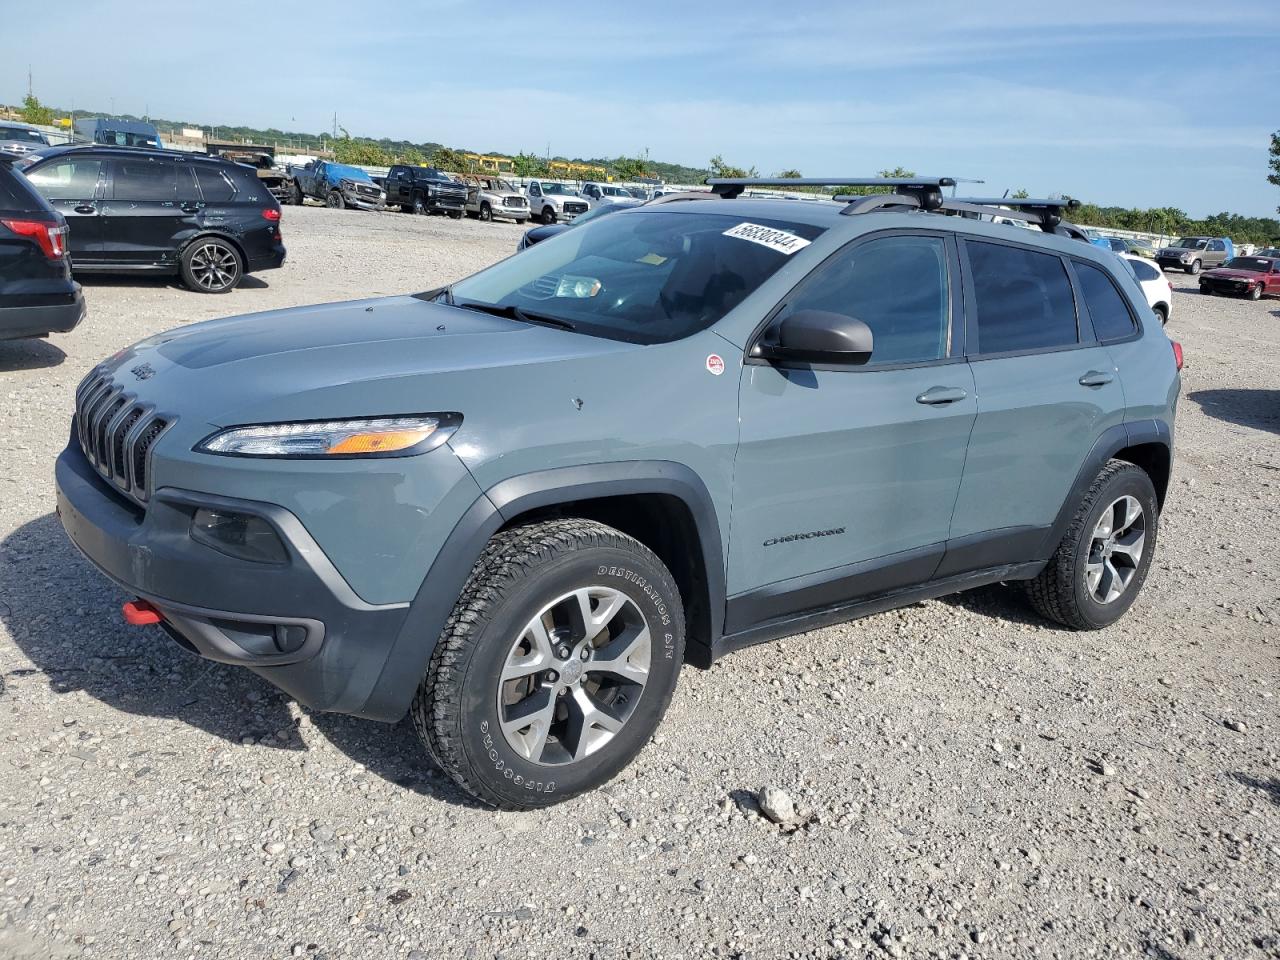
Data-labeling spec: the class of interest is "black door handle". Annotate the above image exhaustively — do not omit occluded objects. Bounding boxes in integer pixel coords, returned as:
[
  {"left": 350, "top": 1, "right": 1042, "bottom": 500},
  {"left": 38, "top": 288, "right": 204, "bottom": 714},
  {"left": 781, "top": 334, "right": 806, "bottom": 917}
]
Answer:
[
  {"left": 916, "top": 386, "right": 969, "bottom": 405},
  {"left": 73, "top": 204, "right": 96, "bottom": 215}
]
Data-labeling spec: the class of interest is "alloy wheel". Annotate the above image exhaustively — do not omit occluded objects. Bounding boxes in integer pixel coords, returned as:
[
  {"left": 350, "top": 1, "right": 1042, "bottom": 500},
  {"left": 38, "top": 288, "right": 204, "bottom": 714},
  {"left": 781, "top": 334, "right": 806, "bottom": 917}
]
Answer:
[
  {"left": 497, "top": 586, "right": 650, "bottom": 766},
  {"left": 1085, "top": 495, "right": 1146, "bottom": 604},
  {"left": 188, "top": 243, "right": 240, "bottom": 292}
]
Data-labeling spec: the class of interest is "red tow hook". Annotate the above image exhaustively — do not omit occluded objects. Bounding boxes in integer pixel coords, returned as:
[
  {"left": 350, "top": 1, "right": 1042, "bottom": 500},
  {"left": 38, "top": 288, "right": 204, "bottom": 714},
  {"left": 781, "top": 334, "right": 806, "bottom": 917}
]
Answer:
[{"left": 122, "top": 599, "right": 163, "bottom": 626}]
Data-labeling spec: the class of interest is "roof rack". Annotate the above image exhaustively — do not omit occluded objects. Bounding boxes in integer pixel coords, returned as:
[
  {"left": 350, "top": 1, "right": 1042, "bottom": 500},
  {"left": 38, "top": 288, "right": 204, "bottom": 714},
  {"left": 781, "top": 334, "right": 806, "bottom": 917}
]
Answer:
[
  {"left": 706, "top": 176, "right": 956, "bottom": 210},
  {"left": 943, "top": 197, "right": 1086, "bottom": 239}
]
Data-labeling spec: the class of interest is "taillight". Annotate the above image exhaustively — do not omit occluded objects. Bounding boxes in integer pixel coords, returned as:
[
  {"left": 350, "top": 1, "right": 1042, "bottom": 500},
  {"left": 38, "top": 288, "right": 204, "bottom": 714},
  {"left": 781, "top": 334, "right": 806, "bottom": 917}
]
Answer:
[
  {"left": 2, "top": 218, "right": 67, "bottom": 260},
  {"left": 262, "top": 208, "right": 281, "bottom": 221},
  {"left": 1171, "top": 340, "right": 1183, "bottom": 371}
]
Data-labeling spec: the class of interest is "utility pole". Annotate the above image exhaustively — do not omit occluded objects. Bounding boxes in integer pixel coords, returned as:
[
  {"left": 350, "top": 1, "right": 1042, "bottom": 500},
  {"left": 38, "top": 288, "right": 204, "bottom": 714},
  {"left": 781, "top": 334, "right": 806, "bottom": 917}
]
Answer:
[
  {"left": 332, "top": 112, "right": 338, "bottom": 139},
  {"left": 27, "top": 65, "right": 32, "bottom": 98}
]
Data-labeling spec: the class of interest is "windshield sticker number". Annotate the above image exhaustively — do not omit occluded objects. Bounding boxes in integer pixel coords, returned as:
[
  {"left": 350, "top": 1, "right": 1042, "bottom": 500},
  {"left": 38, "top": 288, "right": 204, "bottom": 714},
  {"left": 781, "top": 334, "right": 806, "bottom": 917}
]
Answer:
[{"left": 722, "top": 222, "right": 811, "bottom": 256}]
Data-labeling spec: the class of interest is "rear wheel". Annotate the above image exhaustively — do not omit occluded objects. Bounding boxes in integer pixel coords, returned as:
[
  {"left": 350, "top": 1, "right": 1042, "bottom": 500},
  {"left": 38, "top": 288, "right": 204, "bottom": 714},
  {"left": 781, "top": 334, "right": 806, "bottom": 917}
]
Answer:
[
  {"left": 1153, "top": 303, "right": 1168, "bottom": 325},
  {"left": 180, "top": 238, "right": 243, "bottom": 294},
  {"left": 326, "top": 190, "right": 345, "bottom": 209},
  {"left": 411, "top": 518, "right": 685, "bottom": 808},
  {"left": 1026, "top": 460, "right": 1158, "bottom": 630},
  {"left": 1187, "top": 259, "right": 1201, "bottom": 275}
]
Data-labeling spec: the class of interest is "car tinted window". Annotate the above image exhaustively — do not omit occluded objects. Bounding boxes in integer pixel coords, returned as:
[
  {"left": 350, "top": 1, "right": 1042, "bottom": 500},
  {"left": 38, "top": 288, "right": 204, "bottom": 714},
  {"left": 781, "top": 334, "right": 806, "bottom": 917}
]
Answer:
[
  {"left": 967, "top": 241, "right": 1078, "bottom": 354},
  {"left": 447, "top": 210, "right": 827, "bottom": 345},
  {"left": 111, "top": 158, "right": 181, "bottom": 200},
  {"left": 25, "top": 157, "right": 104, "bottom": 200},
  {"left": 1075, "top": 262, "right": 1137, "bottom": 341},
  {"left": 780, "top": 234, "right": 949, "bottom": 365},
  {"left": 0, "top": 166, "right": 45, "bottom": 209},
  {"left": 194, "top": 164, "right": 238, "bottom": 202},
  {"left": 1129, "top": 258, "right": 1160, "bottom": 282}
]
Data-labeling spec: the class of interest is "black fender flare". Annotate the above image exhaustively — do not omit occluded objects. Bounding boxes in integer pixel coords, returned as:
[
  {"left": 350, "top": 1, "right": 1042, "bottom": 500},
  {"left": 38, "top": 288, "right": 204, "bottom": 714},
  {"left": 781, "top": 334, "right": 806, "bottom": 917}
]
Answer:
[
  {"left": 1036, "top": 419, "right": 1172, "bottom": 560},
  {"left": 357, "top": 461, "right": 726, "bottom": 721}
]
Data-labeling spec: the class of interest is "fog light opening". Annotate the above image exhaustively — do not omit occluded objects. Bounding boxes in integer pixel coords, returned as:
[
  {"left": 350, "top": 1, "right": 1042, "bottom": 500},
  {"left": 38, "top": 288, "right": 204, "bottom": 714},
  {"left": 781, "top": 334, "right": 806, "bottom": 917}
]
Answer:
[{"left": 190, "top": 508, "right": 288, "bottom": 564}]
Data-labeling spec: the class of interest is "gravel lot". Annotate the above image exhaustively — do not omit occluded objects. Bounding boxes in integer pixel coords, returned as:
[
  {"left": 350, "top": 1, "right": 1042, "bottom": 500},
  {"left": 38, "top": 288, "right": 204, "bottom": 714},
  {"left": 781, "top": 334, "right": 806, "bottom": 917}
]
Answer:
[{"left": 1, "top": 206, "right": 1277, "bottom": 960}]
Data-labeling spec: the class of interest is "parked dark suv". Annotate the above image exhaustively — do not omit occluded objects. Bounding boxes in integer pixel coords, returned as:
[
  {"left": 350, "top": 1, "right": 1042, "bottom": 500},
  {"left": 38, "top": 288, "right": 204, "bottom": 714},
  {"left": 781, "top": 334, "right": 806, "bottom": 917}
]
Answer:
[
  {"left": 18, "top": 146, "right": 286, "bottom": 293},
  {"left": 0, "top": 161, "right": 85, "bottom": 340}
]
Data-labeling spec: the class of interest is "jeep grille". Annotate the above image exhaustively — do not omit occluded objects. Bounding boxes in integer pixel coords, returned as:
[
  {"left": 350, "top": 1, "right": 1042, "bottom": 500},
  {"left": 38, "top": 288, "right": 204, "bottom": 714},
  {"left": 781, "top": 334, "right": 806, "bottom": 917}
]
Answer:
[{"left": 74, "top": 371, "right": 174, "bottom": 507}]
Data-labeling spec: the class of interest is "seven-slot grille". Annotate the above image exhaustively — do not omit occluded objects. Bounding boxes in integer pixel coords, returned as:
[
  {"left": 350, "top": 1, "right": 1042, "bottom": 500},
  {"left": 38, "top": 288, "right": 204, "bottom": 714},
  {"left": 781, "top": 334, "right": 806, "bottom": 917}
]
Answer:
[{"left": 74, "top": 371, "right": 173, "bottom": 506}]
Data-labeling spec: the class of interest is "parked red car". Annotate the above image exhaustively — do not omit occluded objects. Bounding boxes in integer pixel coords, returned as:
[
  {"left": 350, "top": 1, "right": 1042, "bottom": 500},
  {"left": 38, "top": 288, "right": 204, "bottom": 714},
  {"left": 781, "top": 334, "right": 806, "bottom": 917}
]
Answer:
[{"left": 1198, "top": 256, "right": 1280, "bottom": 300}]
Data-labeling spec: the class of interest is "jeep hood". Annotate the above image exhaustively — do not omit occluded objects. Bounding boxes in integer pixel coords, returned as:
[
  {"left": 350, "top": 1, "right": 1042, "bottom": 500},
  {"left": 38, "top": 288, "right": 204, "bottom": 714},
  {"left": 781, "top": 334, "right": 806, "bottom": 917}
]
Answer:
[{"left": 102, "top": 295, "right": 635, "bottom": 426}]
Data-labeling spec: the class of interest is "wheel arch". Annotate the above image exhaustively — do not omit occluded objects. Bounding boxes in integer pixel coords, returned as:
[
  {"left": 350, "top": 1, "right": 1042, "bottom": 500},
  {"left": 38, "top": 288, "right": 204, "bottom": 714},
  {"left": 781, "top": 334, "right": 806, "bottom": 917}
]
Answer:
[
  {"left": 357, "top": 462, "right": 726, "bottom": 722},
  {"left": 178, "top": 231, "right": 247, "bottom": 270},
  {"left": 1039, "top": 420, "right": 1172, "bottom": 560}
]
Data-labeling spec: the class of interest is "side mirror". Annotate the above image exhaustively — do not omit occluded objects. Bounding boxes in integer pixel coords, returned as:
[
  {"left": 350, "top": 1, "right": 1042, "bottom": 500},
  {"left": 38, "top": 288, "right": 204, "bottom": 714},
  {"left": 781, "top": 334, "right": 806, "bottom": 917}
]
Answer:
[{"left": 753, "top": 309, "right": 873, "bottom": 365}]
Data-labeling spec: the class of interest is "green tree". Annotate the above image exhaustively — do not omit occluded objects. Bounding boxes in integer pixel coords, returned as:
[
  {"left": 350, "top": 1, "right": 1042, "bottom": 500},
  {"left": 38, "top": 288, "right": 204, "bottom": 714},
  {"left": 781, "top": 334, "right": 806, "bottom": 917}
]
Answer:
[
  {"left": 431, "top": 147, "right": 470, "bottom": 172},
  {"left": 20, "top": 94, "right": 54, "bottom": 126},
  {"left": 1269, "top": 130, "right": 1280, "bottom": 213},
  {"left": 773, "top": 168, "right": 803, "bottom": 178},
  {"left": 708, "top": 155, "right": 757, "bottom": 179},
  {"left": 613, "top": 156, "right": 649, "bottom": 180},
  {"left": 1011, "top": 188, "right": 1030, "bottom": 199},
  {"left": 512, "top": 152, "right": 547, "bottom": 178}
]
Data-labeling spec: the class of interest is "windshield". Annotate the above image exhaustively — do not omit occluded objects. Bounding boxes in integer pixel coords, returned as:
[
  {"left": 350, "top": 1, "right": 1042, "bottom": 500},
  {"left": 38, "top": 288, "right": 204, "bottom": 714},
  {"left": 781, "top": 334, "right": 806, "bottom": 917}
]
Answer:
[
  {"left": 541, "top": 182, "right": 577, "bottom": 196},
  {"left": 0, "top": 126, "right": 46, "bottom": 143},
  {"left": 495, "top": 179, "right": 516, "bottom": 192},
  {"left": 1175, "top": 238, "right": 1208, "bottom": 249},
  {"left": 1220, "top": 257, "right": 1271, "bottom": 273},
  {"left": 446, "top": 210, "right": 826, "bottom": 345},
  {"left": 330, "top": 163, "right": 372, "bottom": 182}
]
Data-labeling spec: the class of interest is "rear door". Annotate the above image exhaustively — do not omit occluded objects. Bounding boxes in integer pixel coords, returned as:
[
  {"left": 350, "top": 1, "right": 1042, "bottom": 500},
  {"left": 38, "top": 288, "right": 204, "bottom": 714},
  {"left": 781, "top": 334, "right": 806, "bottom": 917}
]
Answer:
[
  {"left": 100, "top": 155, "right": 201, "bottom": 265},
  {"left": 22, "top": 154, "right": 107, "bottom": 264},
  {"left": 728, "top": 231, "right": 975, "bottom": 628},
  {"left": 942, "top": 238, "right": 1125, "bottom": 570}
]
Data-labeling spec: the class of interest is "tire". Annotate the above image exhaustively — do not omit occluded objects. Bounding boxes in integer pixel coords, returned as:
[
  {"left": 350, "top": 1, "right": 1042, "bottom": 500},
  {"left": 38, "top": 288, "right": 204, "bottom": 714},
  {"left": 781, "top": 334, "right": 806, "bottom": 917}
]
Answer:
[
  {"left": 1153, "top": 303, "right": 1168, "bottom": 325},
  {"left": 400, "top": 203, "right": 413, "bottom": 213},
  {"left": 413, "top": 195, "right": 427, "bottom": 215},
  {"left": 479, "top": 202, "right": 492, "bottom": 222},
  {"left": 1026, "top": 460, "right": 1158, "bottom": 630},
  {"left": 1247, "top": 284, "right": 1262, "bottom": 301},
  {"left": 448, "top": 210, "right": 462, "bottom": 220},
  {"left": 541, "top": 206, "right": 556, "bottom": 225},
  {"left": 1187, "top": 259, "right": 1201, "bottom": 275},
  {"left": 291, "top": 183, "right": 304, "bottom": 206},
  {"left": 326, "top": 190, "right": 345, "bottom": 210},
  {"left": 411, "top": 518, "right": 685, "bottom": 809},
  {"left": 179, "top": 238, "right": 243, "bottom": 294}
]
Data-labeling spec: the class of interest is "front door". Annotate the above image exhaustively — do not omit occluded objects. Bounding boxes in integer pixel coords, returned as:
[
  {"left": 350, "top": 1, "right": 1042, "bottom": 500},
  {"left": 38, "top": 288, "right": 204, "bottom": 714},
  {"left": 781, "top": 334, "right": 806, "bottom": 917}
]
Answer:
[
  {"left": 944, "top": 239, "right": 1126, "bottom": 562},
  {"left": 100, "top": 156, "right": 202, "bottom": 265},
  {"left": 23, "top": 155, "right": 107, "bottom": 264},
  {"left": 727, "top": 232, "right": 975, "bottom": 631}
]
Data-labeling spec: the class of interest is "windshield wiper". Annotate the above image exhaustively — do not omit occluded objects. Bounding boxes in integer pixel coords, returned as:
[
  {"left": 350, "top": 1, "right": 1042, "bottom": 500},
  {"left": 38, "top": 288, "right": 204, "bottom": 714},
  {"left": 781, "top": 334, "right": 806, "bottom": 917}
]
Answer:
[{"left": 453, "top": 300, "right": 576, "bottom": 332}]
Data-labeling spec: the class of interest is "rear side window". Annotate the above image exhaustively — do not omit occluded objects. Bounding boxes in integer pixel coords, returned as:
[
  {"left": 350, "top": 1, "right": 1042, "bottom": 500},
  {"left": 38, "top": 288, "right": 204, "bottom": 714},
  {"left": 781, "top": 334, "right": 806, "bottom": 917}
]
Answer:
[
  {"left": 25, "top": 157, "right": 104, "bottom": 201},
  {"left": 194, "top": 164, "right": 238, "bottom": 202},
  {"left": 780, "top": 234, "right": 950, "bottom": 365},
  {"left": 0, "top": 166, "right": 45, "bottom": 209},
  {"left": 1075, "top": 261, "right": 1137, "bottom": 341},
  {"left": 966, "top": 241, "right": 1078, "bottom": 354},
  {"left": 111, "top": 158, "right": 180, "bottom": 200},
  {"left": 1129, "top": 258, "right": 1160, "bottom": 282}
]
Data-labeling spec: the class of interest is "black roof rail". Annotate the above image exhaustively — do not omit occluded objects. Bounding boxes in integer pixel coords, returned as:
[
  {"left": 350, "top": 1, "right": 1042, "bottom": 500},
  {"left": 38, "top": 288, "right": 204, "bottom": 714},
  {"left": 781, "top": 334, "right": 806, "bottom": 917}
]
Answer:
[
  {"left": 706, "top": 176, "right": 957, "bottom": 210},
  {"left": 941, "top": 197, "right": 1088, "bottom": 239}
]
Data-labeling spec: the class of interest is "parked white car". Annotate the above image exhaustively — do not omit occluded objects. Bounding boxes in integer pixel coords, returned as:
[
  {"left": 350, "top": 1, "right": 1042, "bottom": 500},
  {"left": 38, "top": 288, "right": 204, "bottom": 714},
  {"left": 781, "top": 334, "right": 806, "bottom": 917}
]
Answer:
[
  {"left": 580, "top": 182, "right": 644, "bottom": 207},
  {"left": 1121, "top": 253, "right": 1173, "bottom": 325}
]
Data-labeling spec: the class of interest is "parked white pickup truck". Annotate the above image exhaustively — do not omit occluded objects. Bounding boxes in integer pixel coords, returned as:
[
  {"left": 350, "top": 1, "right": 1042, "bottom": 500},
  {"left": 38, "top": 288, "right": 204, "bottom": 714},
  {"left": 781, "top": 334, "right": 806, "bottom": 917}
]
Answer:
[{"left": 524, "top": 181, "right": 590, "bottom": 225}]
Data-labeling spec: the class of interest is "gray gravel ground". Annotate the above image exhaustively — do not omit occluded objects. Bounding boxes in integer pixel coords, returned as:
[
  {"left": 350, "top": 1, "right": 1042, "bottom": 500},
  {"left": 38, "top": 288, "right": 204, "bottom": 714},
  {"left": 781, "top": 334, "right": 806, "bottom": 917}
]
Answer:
[{"left": 1, "top": 206, "right": 1277, "bottom": 960}]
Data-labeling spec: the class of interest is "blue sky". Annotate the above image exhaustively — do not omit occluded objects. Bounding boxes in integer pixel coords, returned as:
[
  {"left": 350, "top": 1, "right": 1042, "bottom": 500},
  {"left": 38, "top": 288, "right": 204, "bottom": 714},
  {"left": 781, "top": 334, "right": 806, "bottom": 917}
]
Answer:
[{"left": 7, "top": 0, "right": 1279, "bottom": 217}]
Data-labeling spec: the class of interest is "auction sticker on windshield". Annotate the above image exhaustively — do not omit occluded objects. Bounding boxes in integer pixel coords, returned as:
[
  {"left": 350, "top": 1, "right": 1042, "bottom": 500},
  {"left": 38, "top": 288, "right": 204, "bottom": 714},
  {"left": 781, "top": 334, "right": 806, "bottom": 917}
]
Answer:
[{"left": 722, "top": 222, "right": 811, "bottom": 255}]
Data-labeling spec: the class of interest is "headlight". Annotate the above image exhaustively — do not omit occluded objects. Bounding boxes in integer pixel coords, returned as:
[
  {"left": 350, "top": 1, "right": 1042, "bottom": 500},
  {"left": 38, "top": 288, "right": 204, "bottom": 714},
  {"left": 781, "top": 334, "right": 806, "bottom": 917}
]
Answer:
[
  {"left": 340, "top": 178, "right": 355, "bottom": 189},
  {"left": 196, "top": 414, "right": 461, "bottom": 458}
]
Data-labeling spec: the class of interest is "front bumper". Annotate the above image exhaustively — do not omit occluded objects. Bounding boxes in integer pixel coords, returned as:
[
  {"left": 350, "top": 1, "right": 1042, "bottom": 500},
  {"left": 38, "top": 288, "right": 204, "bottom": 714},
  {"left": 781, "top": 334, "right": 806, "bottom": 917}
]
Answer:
[
  {"left": 342, "top": 188, "right": 386, "bottom": 211},
  {"left": 1199, "top": 277, "right": 1254, "bottom": 296},
  {"left": 0, "top": 285, "right": 85, "bottom": 340},
  {"left": 55, "top": 439, "right": 413, "bottom": 719}
]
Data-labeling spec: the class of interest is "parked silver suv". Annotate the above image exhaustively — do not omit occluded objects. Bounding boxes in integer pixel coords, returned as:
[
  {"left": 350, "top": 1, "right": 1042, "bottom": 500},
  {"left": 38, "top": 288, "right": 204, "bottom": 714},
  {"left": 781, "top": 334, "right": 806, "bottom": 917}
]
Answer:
[{"left": 1156, "top": 236, "right": 1229, "bottom": 274}]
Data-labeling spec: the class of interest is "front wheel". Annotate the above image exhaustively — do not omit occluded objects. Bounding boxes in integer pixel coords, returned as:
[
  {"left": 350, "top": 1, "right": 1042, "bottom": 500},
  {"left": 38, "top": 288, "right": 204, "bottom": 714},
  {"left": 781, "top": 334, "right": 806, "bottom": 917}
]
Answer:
[
  {"left": 411, "top": 518, "right": 685, "bottom": 808},
  {"left": 479, "top": 202, "right": 492, "bottom": 222},
  {"left": 291, "top": 183, "right": 304, "bottom": 206},
  {"left": 180, "top": 238, "right": 243, "bottom": 293},
  {"left": 1026, "top": 460, "right": 1158, "bottom": 630},
  {"left": 540, "top": 206, "right": 556, "bottom": 225},
  {"left": 447, "top": 209, "right": 462, "bottom": 220},
  {"left": 1153, "top": 304, "right": 1168, "bottom": 325},
  {"left": 413, "top": 195, "right": 427, "bottom": 215},
  {"left": 1187, "top": 259, "right": 1201, "bottom": 275},
  {"left": 1247, "top": 284, "right": 1263, "bottom": 301},
  {"left": 326, "top": 190, "right": 345, "bottom": 209}
]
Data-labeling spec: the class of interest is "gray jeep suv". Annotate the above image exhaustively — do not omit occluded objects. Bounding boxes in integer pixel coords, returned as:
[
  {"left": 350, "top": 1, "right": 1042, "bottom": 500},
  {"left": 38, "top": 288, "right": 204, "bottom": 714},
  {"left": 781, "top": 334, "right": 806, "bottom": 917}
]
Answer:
[{"left": 55, "top": 177, "right": 1181, "bottom": 808}]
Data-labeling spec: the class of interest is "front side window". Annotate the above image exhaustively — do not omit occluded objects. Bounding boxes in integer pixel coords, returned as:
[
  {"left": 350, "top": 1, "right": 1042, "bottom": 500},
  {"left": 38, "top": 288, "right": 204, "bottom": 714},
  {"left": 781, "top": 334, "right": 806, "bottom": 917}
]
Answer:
[
  {"left": 26, "top": 157, "right": 104, "bottom": 200},
  {"left": 775, "top": 234, "right": 949, "bottom": 365},
  {"left": 1075, "top": 261, "right": 1136, "bottom": 341},
  {"left": 966, "top": 240, "right": 1078, "bottom": 354},
  {"left": 1176, "top": 238, "right": 1207, "bottom": 249},
  {"left": 445, "top": 210, "right": 826, "bottom": 345}
]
